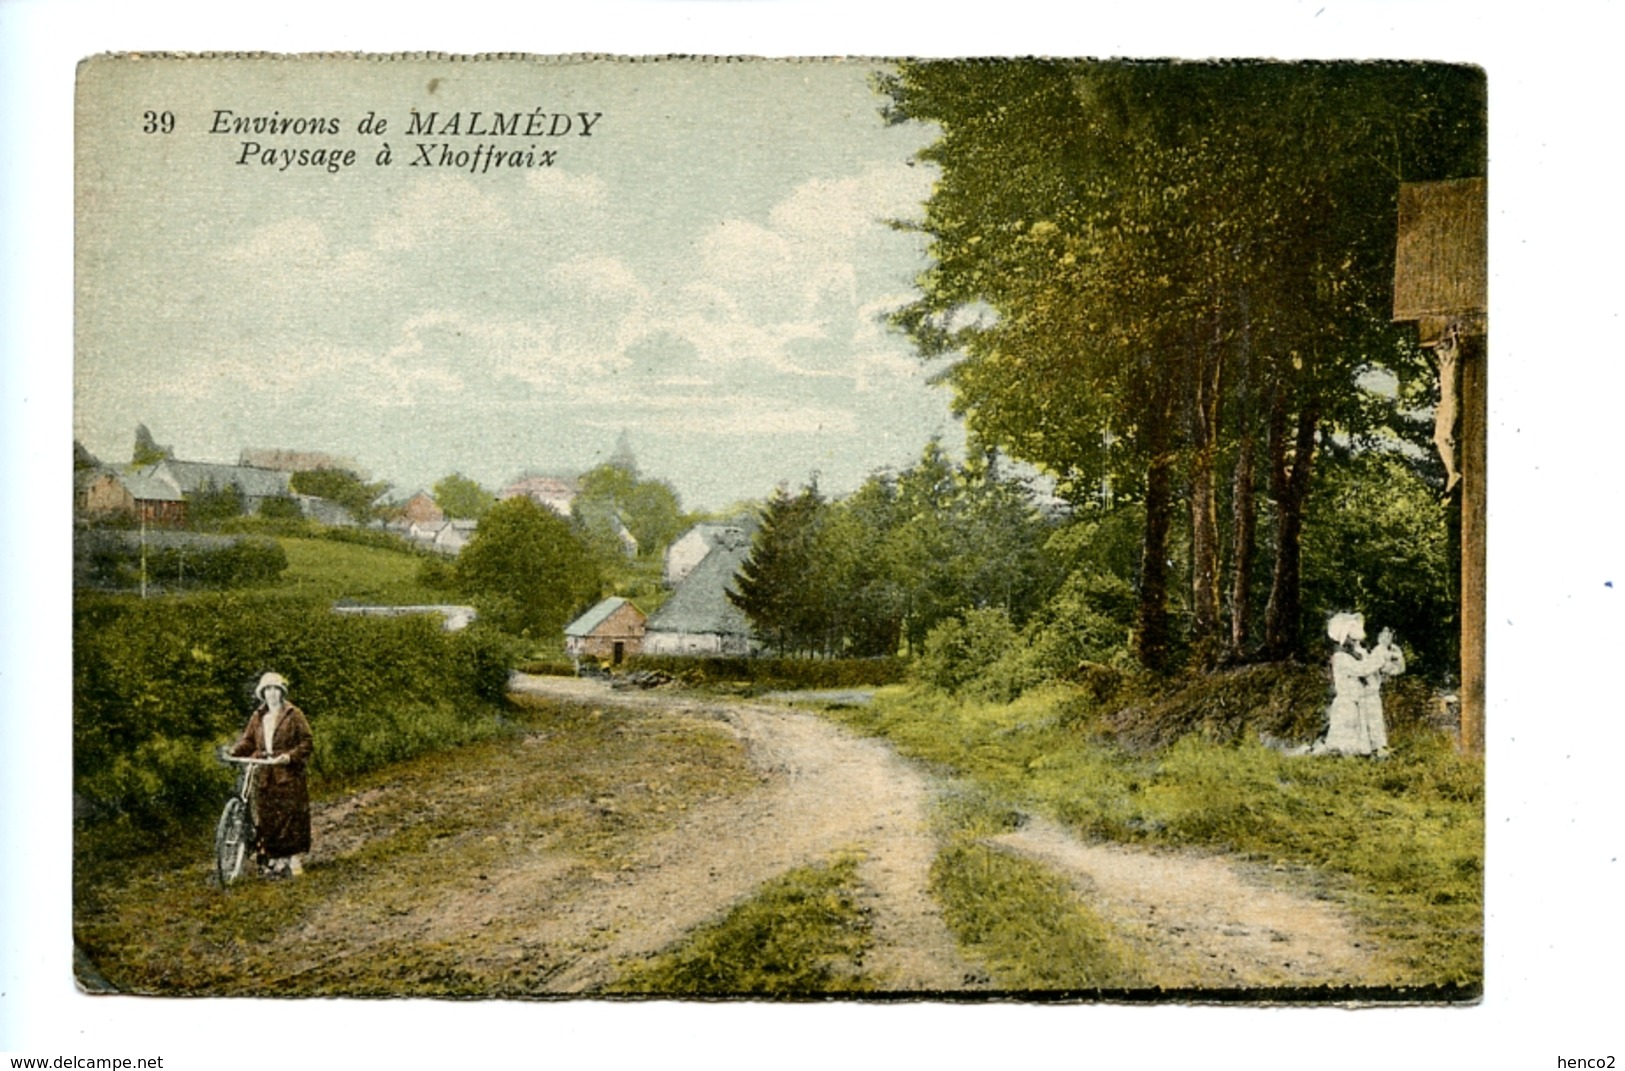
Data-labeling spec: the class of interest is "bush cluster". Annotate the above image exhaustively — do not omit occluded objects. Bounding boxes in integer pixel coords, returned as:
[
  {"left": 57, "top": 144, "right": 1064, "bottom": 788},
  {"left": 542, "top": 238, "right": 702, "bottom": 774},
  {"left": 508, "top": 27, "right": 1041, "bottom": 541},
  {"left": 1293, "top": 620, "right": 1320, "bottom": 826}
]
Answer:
[
  {"left": 621, "top": 655, "right": 908, "bottom": 690},
  {"left": 75, "top": 530, "right": 288, "bottom": 591},
  {"left": 73, "top": 591, "right": 519, "bottom": 830},
  {"left": 915, "top": 569, "right": 1136, "bottom": 702}
]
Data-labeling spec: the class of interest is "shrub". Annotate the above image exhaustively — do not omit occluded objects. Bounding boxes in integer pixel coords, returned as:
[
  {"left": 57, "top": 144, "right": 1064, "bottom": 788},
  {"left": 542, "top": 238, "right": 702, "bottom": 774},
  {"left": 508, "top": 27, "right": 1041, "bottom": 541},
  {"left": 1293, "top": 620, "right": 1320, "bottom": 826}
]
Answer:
[
  {"left": 73, "top": 531, "right": 288, "bottom": 591},
  {"left": 258, "top": 494, "right": 305, "bottom": 522},
  {"left": 621, "top": 655, "right": 908, "bottom": 690},
  {"left": 417, "top": 555, "right": 459, "bottom": 590},
  {"left": 456, "top": 497, "right": 602, "bottom": 639},
  {"left": 73, "top": 592, "right": 518, "bottom": 827},
  {"left": 916, "top": 608, "right": 1023, "bottom": 697}
]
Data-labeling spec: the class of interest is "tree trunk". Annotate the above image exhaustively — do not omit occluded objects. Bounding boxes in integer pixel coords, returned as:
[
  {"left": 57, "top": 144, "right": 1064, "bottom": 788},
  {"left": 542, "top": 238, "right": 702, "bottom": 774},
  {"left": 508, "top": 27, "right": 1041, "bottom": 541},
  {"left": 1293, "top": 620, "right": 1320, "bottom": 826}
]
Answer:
[
  {"left": 1263, "top": 388, "right": 1319, "bottom": 660},
  {"left": 1229, "top": 425, "right": 1257, "bottom": 658},
  {"left": 1188, "top": 321, "right": 1225, "bottom": 668},
  {"left": 1228, "top": 318, "right": 1258, "bottom": 660},
  {"left": 1135, "top": 374, "right": 1177, "bottom": 673}
]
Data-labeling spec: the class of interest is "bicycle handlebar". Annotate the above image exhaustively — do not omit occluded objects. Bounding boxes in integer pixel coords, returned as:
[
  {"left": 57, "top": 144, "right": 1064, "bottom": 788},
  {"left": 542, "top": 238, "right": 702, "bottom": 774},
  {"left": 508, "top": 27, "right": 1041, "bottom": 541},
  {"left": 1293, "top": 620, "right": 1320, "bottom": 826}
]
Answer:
[{"left": 218, "top": 752, "right": 282, "bottom": 767}]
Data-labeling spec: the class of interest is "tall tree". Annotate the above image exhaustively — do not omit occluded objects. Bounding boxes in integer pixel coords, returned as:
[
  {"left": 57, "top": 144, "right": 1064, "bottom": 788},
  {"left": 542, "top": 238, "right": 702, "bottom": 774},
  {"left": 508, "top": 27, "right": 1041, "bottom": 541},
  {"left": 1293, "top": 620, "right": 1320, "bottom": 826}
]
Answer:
[
  {"left": 729, "top": 482, "right": 831, "bottom": 656},
  {"left": 456, "top": 496, "right": 602, "bottom": 639},
  {"left": 575, "top": 460, "right": 687, "bottom": 560},
  {"left": 432, "top": 472, "right": 494, "bottom": 521},
  {"left": 289, "top": 468, "right": 388, "bottom": 524},
  {"left": 880, "top": 59, "right": 1484, "bottom": 667},
  {"left": 131, "top": 423, "right": 172, "bottom": 467}
]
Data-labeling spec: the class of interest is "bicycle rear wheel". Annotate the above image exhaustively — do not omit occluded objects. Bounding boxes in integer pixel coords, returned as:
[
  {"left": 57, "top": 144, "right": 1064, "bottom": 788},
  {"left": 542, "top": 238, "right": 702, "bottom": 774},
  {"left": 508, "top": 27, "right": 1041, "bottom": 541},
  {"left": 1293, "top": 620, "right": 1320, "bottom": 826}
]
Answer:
[{"left": 215, "top": 796, "right": 252, "bottom": 887}]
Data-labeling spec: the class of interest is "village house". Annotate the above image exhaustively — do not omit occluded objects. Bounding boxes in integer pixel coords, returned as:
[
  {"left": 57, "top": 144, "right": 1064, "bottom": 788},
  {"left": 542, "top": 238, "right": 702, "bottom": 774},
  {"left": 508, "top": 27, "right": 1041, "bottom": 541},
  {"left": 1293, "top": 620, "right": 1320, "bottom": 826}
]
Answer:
[
  {"left": 238, "top": 447, "right": 358, "bottom": 473},
  {"left": 152, "top": 459, "right": 293, "bottom": 514},
  {"left": 433, "top": 519, "right": 479, "bottom": 556},
  {"left": 663, "top": 518, "right": 754, "bottom": 587},
  {"left": 77, "top": 465, "right": 187, "bottom": 526},
  {"left": 498, "top": 475, "right": 577, "bottom": 518},
  {"left": 77, "top": 458, "right": 356, "bottom": 527},
  {"left": 563, "top": 596, "right": 648, "bottom": 665},
  {"left": 401, "top": 491, "right": 445, "bottom": 526},
  {"left": 292, "top": 493, "right": 356, "bottom": 527},
  {"left": 643, "top": 530, "right": 758, "bottom": 656}
]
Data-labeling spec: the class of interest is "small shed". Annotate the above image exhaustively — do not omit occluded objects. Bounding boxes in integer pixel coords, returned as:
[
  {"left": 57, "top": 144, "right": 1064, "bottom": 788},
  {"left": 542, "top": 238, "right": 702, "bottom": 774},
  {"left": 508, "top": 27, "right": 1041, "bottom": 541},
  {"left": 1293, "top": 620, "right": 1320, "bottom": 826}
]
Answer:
[{"left": 564, "top": 596, "right": 647, "bottom": 665}]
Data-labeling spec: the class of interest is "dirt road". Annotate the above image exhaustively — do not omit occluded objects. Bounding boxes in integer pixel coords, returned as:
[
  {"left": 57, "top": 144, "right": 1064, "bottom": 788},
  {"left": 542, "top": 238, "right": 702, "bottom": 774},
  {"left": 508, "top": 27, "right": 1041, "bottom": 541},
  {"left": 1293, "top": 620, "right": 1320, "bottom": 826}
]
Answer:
[
  {"left": 498, "top": 675, "right": 983, "bottom": 992},
  {"left": 481, "top": 676, "right": 1374, "bottom": 991},
  {"left": 111, "top": 675, "right": 1380, "bottom": 996}
]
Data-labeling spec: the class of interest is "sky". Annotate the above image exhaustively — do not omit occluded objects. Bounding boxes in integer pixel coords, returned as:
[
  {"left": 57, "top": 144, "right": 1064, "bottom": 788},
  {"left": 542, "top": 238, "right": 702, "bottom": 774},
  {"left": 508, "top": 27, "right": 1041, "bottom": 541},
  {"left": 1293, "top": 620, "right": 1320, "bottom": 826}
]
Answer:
[{"left": 74, "top": 57, "right": 961, "bottom": 513}]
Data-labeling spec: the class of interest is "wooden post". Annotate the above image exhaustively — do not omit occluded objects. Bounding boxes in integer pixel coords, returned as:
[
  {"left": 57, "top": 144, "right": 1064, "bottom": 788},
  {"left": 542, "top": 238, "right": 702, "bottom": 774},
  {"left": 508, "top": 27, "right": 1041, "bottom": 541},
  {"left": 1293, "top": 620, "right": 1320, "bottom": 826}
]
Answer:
[
  {"left": 1393, "top": 178, "right": 1486, "bottom": 756},
  {"left": 1458, "top": 331, "right": 1487, "bottom": 755}
]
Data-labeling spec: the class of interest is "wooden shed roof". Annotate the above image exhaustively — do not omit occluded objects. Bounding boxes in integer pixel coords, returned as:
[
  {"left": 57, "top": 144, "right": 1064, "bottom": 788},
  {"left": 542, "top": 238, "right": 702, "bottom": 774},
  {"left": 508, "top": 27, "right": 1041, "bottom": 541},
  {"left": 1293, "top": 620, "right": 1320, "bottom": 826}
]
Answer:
[{"left": 1393, "top": 177, "right": 1487, "bottom": 322}]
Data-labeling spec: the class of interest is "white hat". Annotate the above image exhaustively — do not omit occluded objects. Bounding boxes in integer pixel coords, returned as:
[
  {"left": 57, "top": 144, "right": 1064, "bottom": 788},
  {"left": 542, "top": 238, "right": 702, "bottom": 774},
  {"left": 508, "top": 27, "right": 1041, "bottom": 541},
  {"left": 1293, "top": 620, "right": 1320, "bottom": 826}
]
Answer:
[
  {"left": 255, "top": 671, "right": 290, "bottom": 701},
  {"left": 1327, "top": 612, "right": 1365, "bottom": 646}
]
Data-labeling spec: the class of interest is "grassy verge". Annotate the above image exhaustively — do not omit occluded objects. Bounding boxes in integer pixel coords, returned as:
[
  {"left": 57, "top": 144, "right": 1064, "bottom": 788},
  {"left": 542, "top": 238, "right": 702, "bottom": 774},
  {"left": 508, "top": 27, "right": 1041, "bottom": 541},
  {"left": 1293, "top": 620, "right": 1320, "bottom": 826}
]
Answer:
[
  {"left": 824, "top": 682, "right": 1482, "bottom": 988},
  {"left": 932, "top": 841, "right": 1148, "bottom": 991},
  {"left": 606, "top": 852, "right": 873, "bottom": 996},
  {"left": 73, "top": 693, "right": 756, "bottom": 996}
]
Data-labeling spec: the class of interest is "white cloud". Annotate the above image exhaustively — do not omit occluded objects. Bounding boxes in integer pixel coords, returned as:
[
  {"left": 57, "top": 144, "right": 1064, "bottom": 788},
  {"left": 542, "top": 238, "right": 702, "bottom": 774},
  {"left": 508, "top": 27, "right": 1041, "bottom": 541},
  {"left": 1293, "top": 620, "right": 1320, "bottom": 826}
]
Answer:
[
  {"left": 218, "top": 218, "right": 381, "bottom": 292},
  {"left": 524, "top": 169, "right": 608, "bottom": 208},
  {"left": 371, "top": 176, "right": 510, "bottom": 252},
  {"left": 544, "top": 255, "right": 648, "bottom": 305},
  {"left": 769, "top": 166, "right": 932, "bottom": 258}
]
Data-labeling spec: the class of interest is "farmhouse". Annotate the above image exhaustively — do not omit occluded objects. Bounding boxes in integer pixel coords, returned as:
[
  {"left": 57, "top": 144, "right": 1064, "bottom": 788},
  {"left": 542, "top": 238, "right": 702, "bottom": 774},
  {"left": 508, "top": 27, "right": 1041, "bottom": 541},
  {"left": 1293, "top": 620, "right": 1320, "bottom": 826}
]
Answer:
[
  {"left": 564, "top": 596, "right": 647, "bottom": 665},
  {"left": 643, "top": 534, "right": 758, "bottom": 656},
  {"left": 401, "top": 491, "right": 445, "bottom": 526},
  {"left": 153, "top": 459, "right": 293, "bottom": 514},
  {"left": 433, "top": 519, "right": 479, "bottom": 556},
  {"left": 77, "top": 466, "right": 187, "bottom": 526},
  {"left": 663, "top": 518, "right": 755, "bottom": 587},
  {"left": 499, "top": 475, "right": 577, "bottom": 518}
]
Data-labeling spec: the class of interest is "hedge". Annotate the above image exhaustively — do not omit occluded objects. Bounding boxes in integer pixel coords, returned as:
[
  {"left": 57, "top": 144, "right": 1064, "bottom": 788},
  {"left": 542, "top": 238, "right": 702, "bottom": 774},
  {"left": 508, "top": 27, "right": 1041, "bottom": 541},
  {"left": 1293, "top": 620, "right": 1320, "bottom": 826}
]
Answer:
[
  {"left": 620, "top": 655, "right": 909, "bottom": 690},
  {"left": 74, "top": 530, "right": 287, "bottom": 591},
  {"left": 73, "top": 591, "right": 519, "bottom": 830}
]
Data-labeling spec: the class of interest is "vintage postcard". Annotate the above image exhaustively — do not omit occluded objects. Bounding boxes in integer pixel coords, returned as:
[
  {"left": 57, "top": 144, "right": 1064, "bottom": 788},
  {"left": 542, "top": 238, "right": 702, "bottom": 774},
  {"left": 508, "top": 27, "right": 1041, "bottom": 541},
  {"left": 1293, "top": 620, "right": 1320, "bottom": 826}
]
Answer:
[{"left": 72, "top": 53, "right": 1486, "bottom": 1003}]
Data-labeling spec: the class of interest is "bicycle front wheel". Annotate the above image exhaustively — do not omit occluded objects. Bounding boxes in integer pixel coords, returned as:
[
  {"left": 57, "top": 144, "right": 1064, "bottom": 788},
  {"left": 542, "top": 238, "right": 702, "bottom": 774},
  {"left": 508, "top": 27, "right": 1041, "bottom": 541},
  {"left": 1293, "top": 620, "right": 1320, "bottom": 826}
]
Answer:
[{"left": 215, "top": 796, "right": 252, "bottom": 887}]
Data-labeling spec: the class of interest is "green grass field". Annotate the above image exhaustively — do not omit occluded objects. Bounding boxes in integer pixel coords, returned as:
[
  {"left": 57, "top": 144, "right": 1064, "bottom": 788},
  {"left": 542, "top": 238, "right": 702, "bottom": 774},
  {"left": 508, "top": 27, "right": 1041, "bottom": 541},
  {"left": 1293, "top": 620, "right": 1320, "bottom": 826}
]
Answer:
[{"left": 273, "top": 537, "right": 447, "bottom": 605}]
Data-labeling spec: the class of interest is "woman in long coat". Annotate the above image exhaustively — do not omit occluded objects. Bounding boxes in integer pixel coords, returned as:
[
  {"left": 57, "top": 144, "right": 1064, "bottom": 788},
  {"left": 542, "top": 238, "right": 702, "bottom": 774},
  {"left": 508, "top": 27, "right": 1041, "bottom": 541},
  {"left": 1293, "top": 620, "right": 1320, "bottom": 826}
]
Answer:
[{"left": 229, "top": 671, "right": 314, "bottom": 877}]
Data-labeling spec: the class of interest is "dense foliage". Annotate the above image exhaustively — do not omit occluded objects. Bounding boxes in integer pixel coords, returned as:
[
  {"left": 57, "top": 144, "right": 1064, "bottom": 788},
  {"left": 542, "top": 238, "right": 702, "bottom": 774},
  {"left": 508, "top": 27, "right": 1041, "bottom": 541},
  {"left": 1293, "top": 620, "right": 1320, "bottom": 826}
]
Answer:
[
  {"left": 432, "top": 472, "right": 495, "bottom": 521},
  {"left": 880, "top": 60, "right": 1484, "bottom": 672},
  {"left": 73, "top": 592, "right": 518, "bottom": 829},
  {"left": 573, "top": 455, "right": 689, "bottom": 562},
  {"left": 75, "top": 530, "right": 288, "bottom": 591},
  {"left": 289, "top": 468, "right": 388, "bottom": 523},
  {"left": 731, "top": 439, "right": 1056, "bottom": 659},
  {"left": 455, "top": 496, "right": 603, "bottom": 639}
]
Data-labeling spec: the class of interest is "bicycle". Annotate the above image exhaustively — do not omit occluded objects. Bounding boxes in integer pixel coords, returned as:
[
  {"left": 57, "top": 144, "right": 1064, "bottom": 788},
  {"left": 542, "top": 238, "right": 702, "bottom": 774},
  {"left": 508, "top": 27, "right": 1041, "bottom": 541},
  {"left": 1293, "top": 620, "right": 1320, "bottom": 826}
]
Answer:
[{"left": 214, "top": 752, "right": 279, "bottom": 887}]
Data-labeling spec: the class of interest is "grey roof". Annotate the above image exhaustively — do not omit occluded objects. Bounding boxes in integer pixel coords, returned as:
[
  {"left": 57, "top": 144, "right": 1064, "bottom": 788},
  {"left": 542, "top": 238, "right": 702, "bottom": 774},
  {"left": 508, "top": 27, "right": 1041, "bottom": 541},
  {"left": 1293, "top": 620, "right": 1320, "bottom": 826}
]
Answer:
[
  {"left": 645, "top": 541, "right": 754, "bottom": 638},
  {"left": 157, "top": 460, "right": 291, "bottom": 499},
  {"left": 120, "top": 466, "right": 185, "bottom": 502},
  {"left": 682, "top": 515, "right": 759, "bottom": 547},
  {"left": 564, "top": 596, "right": 643, "bottom": 637}
]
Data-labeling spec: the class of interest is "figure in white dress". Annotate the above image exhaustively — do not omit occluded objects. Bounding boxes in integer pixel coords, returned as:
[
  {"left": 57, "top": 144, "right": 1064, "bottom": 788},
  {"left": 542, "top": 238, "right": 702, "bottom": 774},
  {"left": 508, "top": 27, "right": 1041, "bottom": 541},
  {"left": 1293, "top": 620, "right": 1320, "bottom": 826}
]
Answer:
[{"left": 1313, "top": 612, "right": 1405, "bottom": 756}]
